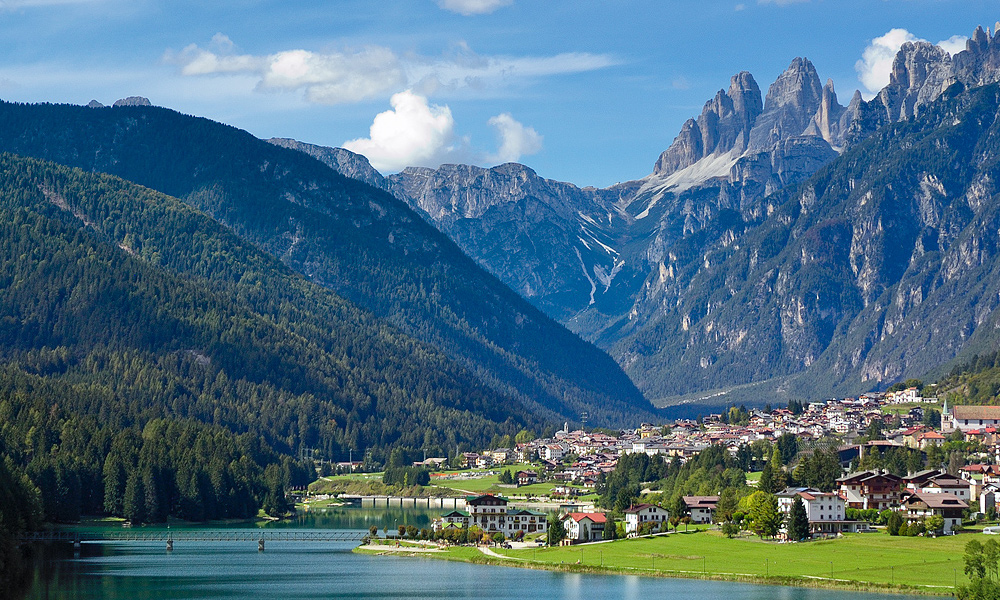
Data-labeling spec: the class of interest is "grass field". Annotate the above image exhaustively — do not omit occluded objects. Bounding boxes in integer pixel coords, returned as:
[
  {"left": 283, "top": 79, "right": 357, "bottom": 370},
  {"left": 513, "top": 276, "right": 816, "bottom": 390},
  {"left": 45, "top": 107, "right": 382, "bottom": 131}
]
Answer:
[
  {"left": 430, "top": 465, "right": 579, "bottom": 497},
  {"left": 416, "top": 528, "right": 970, "bottom": 594}
]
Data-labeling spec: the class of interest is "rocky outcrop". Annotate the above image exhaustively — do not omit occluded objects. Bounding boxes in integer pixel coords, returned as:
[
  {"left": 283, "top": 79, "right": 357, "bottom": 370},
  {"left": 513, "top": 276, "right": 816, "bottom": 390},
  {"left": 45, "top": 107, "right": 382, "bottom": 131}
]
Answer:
[
  {"left": 850, "top": 23, "right": 1000, "bottom": 146},
  {"left": 113, "top": 96, "right": 151, "bottom": 107},
  {"left": 266, "top": 138, "right": 395, "bottom": 195},
  {"left": 654, "top": 58, "right": 852, "bottom": 181},
  {"left": 388, "top": 162, "right": 641, "bottom": 319},
  {"left": 86, "top": 100, "right": 105, "bottom": 108},
  {"left": 748, "top": 57, "right": 825, "bottom": 151},
  {"left": 653, "top": 72, "right": 762, "bottom": 176}
]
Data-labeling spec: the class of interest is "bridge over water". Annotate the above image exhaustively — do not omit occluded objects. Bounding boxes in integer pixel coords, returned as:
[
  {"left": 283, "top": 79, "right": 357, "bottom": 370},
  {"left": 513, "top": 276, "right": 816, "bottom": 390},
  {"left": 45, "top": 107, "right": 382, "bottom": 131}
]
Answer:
[{"left": 19, "top": 529, "right": 369, "bottom": 551}]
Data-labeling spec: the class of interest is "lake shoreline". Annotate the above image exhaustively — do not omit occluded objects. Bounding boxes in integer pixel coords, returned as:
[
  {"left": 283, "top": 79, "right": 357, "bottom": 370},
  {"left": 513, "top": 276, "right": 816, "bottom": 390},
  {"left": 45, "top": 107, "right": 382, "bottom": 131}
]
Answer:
[{"left": 353, "top": 543, "right": 953, "bottom": 597}]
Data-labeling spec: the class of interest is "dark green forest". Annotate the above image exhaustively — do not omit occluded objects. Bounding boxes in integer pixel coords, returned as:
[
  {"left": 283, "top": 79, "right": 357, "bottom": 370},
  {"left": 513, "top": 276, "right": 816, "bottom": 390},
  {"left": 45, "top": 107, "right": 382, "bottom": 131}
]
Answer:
[
  {"left": 0, "top": 100, "right": 655, "bottom": 428},
  {"left": 0, "top": 153, "right": 553, "bottom": 526}
]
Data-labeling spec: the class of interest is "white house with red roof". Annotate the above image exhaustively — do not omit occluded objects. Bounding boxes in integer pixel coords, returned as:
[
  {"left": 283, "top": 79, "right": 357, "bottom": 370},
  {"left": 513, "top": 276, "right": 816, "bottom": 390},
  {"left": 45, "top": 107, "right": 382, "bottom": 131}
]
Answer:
[{"left": 562, "top": 512, "right": 607, "bottom": 542}]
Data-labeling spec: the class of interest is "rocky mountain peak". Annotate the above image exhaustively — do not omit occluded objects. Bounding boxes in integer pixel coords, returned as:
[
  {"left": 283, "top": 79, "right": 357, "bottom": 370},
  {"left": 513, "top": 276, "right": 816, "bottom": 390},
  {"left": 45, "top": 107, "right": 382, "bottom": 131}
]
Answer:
[
  {"left": 653, "top": 71, "right": 763, "bottom": 176},
  {"left": 763, "top": 57, "right": 823, "bottom": 112},
  {"left": 112, "top": 96, "right": 151, "bottom": 107},
  {"left": 86, "top": 100, "right": 104, "bottom": 108},
  {"left": 858, "top": 21, "right": 1000, "bottom": 131},
  {"left": 748, "top": 57, "right": 825, "bottom": 151},
  {"left": 727, "top": 71, "right": 764, "bottom": 124}
]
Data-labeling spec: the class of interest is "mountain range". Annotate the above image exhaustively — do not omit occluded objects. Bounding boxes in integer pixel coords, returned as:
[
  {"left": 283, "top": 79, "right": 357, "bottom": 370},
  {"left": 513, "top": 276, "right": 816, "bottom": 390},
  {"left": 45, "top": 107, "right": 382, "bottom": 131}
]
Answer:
[
  {"left": 276, "top": 21, "right": 1000, "bottom": 409},
  {"left": 0, "top": 98, "right": 661, "bottom": 451}
]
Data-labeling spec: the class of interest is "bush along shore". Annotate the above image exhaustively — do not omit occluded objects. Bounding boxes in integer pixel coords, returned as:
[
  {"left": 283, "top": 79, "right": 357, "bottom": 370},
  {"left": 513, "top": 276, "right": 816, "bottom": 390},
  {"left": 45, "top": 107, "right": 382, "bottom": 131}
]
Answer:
[{"left": 356, "top": 528, "right": 963, "bottom": 596}]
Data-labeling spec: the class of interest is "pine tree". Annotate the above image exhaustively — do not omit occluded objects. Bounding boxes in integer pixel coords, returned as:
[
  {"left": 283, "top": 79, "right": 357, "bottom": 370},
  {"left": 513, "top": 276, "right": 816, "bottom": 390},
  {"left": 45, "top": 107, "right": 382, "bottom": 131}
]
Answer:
[
  {"left": 786, "top": 496, "right": 810, "bottom": 541},
  {"left": 769, "top": 447, "right": 786, "bottom": 491},
  {"left": 123, "top": 471, "right": 146, "bottom": 525},
  {"left": 759, "top": 462, "right": 775, "bottom": 494}
]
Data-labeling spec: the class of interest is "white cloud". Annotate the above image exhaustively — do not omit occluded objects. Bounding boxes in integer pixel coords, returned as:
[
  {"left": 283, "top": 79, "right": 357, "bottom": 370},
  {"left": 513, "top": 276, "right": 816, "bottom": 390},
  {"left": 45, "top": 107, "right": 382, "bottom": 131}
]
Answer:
[
  {"left": 437, "top": 0, "right": 511, "bottom": 15},
  {"left": 342, "top": 90, "right": 458, "bottom": 172},
  {"left": 487, "top": 113, "right": 542, "bottom": 164},
  {"left": 166, "top": 36, "right": 617, "bottom": 105},
  {"left": 937, "top": 35, "right": 969, "bottom": 56},
  {"left": 0, "top": 0, "right": 99, "bottom": 7},
  {"left": 855, "top": 28, "right": 921, "bottom": 96},
  {"left": 855, "top": 28, "right": 971, "bottom": 97}
]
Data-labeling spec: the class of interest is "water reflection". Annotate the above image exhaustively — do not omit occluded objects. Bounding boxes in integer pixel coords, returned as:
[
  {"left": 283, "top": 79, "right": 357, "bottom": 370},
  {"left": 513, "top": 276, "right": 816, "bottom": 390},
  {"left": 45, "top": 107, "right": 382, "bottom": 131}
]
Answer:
[{"left": 18, "top": 507, "right": 925, "bottom": 600}]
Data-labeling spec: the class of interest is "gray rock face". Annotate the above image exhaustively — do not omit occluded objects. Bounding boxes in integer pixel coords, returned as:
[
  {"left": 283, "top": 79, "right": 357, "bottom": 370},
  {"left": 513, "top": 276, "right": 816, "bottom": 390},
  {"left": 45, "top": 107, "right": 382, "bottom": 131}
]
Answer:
[
  {"left": 849, "top": 22, "right": 1000, "bottom": 146},
  {"left": 748, "top": 57, "right": 825, "bottom": 151},
  {"left": 266, "top": 138, "right": 395, "bottom": 195},
  {"left": 113, "top": 96, "right": 151, "bottom": 107},
  {"left": 86, "top": 100, "right": 105, "bottom": 108},
  {"left": 653, "top": 71, "right": 762, "bottom": 176},
  {"left": 388, "top": 162, "right": 641, "bottom": 320}
]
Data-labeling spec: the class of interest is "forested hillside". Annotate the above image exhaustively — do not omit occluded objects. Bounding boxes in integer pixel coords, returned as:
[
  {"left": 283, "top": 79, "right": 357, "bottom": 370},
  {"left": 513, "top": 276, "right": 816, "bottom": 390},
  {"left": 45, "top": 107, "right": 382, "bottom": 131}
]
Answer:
[
  {"left": 936, "top": 350, "right": 1000, "bottom": 404},
  {"left": 0, "top": 153, "right": 549, "bottom": 524},
  {"left": 0, "top": 101, "right": 654, "bottom": 427}
]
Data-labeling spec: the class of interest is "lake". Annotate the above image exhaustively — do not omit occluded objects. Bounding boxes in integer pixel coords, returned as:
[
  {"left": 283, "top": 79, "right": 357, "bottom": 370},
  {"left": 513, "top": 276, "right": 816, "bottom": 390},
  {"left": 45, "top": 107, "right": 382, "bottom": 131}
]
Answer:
[{"left": 17, "top": 507, "right": 930, "bottom": 600}]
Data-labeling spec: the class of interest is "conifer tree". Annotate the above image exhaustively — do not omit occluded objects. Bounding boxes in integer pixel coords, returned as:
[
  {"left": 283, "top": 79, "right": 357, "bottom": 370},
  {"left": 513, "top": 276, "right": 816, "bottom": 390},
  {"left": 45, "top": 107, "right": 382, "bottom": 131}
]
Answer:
[{"left": 786, "top": 496, "right": 810, "bottom": 541}]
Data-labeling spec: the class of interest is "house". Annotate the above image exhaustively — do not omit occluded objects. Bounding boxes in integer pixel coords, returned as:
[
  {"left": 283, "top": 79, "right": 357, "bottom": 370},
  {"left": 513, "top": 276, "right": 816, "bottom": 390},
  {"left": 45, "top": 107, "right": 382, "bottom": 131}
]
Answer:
[
  {"left": 438, "top": 509, "right": 470, "bottom": 530},
  {"left": 552, "top": 485, "right": 580, "bottom": 497},
  {"left": 837, "top": 470, "right": 903, "bottom": 510},
  {"left": 900, "top": 491, "right": 968, "bottom": 533},
  {"left": 461, "top": 453, "right": 481, "bottom": 468},
  {"left": 981, "top": 484, "right": 1000, "bottom": 514},
  {"left": 682, "top": 496, "right": 719, "bottom": 524},
  {"left": 506, "top": 509, "right": 548, "bottom": 536},
  {"left": 942, "top": 404, "right": 1000, "bottom": 434},
  {"left": 541, "top": 445, "right": 565, "bottom": 461},
  {"left": 515, "top": 470, "right": 538, "bottom": 486},
  {"left": 562, "top": 512, "right": 607, "bottom": 543},
  {"left": 433, "top": 495, "right": 547, "bottom": 537},
  {"left": 466, "top": 494, "right": 510, "bottom": 534},
  {"left": 777, "top": 487, "right": 865, "bottom": 537},
  {"left": 487, "top": 448, "right": 513, "bottom": 464},
  {"left": 918, "top": 473, "right": 974, "bottom": 502},
  {"left": 915, "top": 430, "right": 946, "bottom": 449},
  {"left": 902, "top": 469, "right": 942, "bottom": 490},
  {"left": 624, "top": 503, "right": 669, "bottom": 535}
]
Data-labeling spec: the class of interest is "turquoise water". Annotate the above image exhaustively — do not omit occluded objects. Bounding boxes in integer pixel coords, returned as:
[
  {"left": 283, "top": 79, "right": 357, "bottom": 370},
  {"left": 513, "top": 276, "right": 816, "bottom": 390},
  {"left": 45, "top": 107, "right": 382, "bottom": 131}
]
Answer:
[{"left": 18, "top": 508, "right": 928, "bottom": 600}]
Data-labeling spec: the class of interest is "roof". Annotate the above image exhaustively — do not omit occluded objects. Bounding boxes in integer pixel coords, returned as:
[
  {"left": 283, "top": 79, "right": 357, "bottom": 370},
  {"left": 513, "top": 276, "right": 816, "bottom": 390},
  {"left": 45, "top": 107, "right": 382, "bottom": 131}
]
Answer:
[
  {"left": 902, "top": 491, "right": 969, "bottom": 509},
  {"left": 836, "top": 470, "right": 902, "bottom": 484},
  {"left": 441, "top": 510, "right": 470, "bottom": 517},
  {"left": 466, "top": 494, "right": 509, "bottom": 504},
  {"left": 952, "top": 406, "right": 1000, "bottom": 420},
  {"left": 624, "top": 503, "right": 664, "bottom": 514},
  {"left": 565, "top": 512, "right": 607, "bottom": 524},
  {"left": 682, "top": 495, "right": 719, "bottom": 508},
  {"left": 902, "top": 469, "right": 941, "bottom": 482}
]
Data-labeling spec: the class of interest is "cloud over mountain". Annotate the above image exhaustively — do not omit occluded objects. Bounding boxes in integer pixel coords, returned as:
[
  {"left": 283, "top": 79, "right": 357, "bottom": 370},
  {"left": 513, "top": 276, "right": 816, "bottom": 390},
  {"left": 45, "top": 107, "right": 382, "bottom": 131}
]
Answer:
[{"left": 166, "top": 34, "right": 615, "bottom": 105}]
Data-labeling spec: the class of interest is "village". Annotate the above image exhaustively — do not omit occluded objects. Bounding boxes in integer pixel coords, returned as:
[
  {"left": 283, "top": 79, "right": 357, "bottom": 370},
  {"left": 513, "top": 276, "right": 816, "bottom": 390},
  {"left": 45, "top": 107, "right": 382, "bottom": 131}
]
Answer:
[{"left": 416, "top": 390, "right": 1000, "bottom": 546}]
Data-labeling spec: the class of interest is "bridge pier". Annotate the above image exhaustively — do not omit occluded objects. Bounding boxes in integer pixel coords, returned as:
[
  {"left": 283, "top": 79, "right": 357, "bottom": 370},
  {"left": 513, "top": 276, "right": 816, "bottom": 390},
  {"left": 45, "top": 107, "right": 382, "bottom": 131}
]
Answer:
[{"left": 258, "top": 538, "right": 265, "bottom": 552}]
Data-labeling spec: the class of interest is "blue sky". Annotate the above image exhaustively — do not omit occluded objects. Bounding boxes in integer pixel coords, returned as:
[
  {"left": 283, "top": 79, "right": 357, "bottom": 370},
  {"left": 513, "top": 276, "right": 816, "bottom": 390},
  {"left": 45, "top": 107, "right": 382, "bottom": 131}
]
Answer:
[{"left": 0, "top": 0, "right": 997, "bottom": 187}]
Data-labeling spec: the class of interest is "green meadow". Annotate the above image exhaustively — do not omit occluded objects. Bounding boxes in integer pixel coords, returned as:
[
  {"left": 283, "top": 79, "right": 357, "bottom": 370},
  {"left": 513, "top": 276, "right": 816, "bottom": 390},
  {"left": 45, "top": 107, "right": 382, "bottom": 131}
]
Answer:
[{"left": 399, "top": 528, "right": 973, "bottom": 594}]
